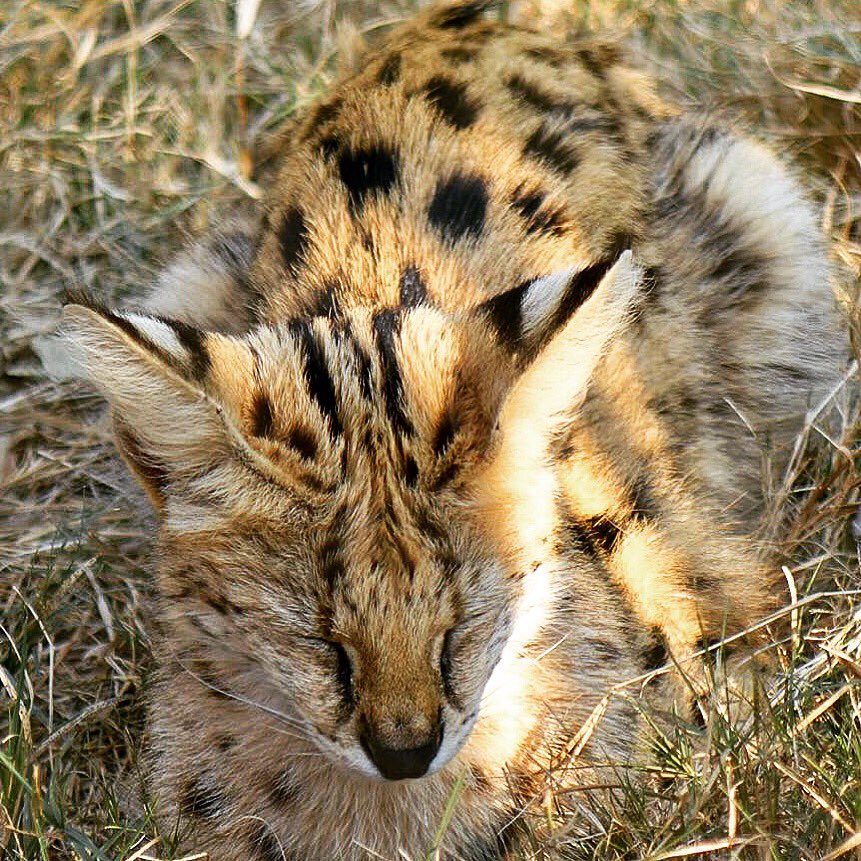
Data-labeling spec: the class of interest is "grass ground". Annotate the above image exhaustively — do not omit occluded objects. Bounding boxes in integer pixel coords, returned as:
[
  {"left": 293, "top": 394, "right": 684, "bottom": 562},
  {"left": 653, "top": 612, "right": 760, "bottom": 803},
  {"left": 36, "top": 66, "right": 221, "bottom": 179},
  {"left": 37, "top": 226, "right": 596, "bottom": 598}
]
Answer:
[{"left": 1, "top": 1, "right": 859, "bottom": 858}]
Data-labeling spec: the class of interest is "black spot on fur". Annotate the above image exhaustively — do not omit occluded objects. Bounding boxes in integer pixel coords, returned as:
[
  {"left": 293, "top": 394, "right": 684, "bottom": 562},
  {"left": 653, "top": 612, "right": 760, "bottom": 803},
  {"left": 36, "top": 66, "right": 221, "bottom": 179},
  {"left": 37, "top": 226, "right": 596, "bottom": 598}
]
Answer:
[
  {"left": 399, "top": 265, "right": 428, "bottom": 306},
  {"left": 566, "top": 515, "right": 621, "bottom": 558},
  {"left": 269, "top": 772, "right": 301, "bottom": 807},
  {"left": 432, "top": 1, "right": 491, "bottom": 29},
  {"left": 373, "top": 310, "right": 412, "bottom": 436},
  {"left": 289, "top": 321, "right": 342, "bottom": 438},
  {"left": 510, "top": 184, "right": 566, "bottom": 235},
  {"left": 430, "top": 460, "right": 460, "bottom": 490},
  {"left": 629, "top": 476, "right": 659, "bottom": 522},
  {"left": 249, "top": 822, "right": 286, "bottom": 861},
  {"left": 577, "top": 45, "right": 620, "bottom": 78},
  {"left": 303, "top": 97, "right": 342, "bottom": 138},
  {"left": 523, "top": 45, "right": 570, "bottom": 68},
  {"left": 641, "top": 628, "right": 669, "bottom": 671},
  {"left": 441, "top": 45, "right": 479, "bottom": 63},
  {"left": 338, "top": 145, "right": 399, "bottom": 213},
  {"left": 377, "top": 53, "right": 401, "bottom": 85},
  {"left": 422, "top": 76, "right": 480, "bottom": 129},
  {"left": 278, "top": 207, "right": 309, "bottom": 273},
  {"left": 286, "top": 425, "right": 317, "bottom": 460},
  {"left": 524, "top": 124, "right": 580, "bottom": 175},
  {"left": 251, "top": 394, "right": 275, "bottom": 439},
  {"left": 319, "top": 134, "right": 341, "bottom": 159},
  {"left": 585, "top": 516, "right": 622, "bottom": 554},
  {"left": 587, "top": 637, "right": 625, "bottom": 662},
  {"left": 404, "top": 455, "right": 419, "bottom": 487},
  {"left": 506, "top": 73, "right": 574, "bottom": 115},
  {"left": 428, "top": 173, "right": 488, "bottom": 243},
  {"left": 179, "top": 778, "right": 226, "bottom": 820},
  {"left": 307, "top": 285, "right": 338, "bottom": 318},
  {"left": 478, "top": 279, "right": 530, "bottom": 346},
  {"left": 217, "top": 734, "right": 237, "bottom": 752},
  {"left": 433, "top": 411, "right": 459, "bottom": 457}
]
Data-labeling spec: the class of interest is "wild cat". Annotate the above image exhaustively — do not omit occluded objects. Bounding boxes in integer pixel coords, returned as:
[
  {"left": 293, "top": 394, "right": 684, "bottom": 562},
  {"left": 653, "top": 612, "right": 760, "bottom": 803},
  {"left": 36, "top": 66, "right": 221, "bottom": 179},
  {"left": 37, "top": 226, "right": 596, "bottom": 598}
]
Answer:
[{"left": 60, "top": 1, "right": 843, "bottom": 858}]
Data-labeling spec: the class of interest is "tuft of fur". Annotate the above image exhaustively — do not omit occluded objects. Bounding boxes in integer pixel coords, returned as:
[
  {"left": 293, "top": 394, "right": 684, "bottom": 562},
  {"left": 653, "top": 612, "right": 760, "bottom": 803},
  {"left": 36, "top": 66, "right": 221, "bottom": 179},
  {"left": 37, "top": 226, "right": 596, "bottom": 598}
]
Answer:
[{"left": 60, "top": 2, "right": 846, "bottom": 859}]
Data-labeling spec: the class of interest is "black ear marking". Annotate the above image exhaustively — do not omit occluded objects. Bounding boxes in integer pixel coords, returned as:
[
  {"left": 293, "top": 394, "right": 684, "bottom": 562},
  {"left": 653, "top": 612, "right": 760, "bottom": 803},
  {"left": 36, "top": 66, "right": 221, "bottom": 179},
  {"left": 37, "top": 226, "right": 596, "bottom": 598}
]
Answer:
[
  {"left": 476, "top": 279, "right": 532, "bottom": 347},
  {"left": 476, "top": 251, "right": 627, "bottom": 354}
]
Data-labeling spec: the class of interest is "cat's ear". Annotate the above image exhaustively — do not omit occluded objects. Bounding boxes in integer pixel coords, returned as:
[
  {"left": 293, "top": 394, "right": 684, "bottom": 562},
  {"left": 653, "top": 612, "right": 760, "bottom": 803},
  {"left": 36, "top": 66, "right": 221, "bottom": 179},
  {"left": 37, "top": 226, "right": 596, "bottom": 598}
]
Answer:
[
  {"left": 61, "top": 301, "right": 266, "bottom": 513},
  {"left": 481, "top": 250, "right": 641, "bottom": 465}
]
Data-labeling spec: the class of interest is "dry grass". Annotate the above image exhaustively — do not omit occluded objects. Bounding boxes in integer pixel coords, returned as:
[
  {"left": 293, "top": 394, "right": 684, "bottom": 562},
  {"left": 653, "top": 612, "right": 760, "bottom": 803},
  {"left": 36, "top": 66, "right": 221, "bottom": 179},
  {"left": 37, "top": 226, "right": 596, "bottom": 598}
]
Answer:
[{"left": 1, "top": 1, "right": 859, "bottom": 859}]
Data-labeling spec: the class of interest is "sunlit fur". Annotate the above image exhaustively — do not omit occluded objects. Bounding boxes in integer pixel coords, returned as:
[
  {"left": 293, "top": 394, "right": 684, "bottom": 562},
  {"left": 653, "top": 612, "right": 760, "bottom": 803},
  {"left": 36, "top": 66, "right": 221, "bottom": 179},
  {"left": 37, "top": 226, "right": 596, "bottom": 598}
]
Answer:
[{"left": 60, "top": 2, "right": 844, "bottom": 859}]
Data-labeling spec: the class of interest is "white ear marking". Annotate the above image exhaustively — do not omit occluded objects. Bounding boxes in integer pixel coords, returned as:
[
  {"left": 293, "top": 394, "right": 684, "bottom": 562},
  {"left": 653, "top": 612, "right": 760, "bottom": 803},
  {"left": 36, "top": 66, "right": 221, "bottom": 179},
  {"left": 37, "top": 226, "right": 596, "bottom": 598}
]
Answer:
[{"left": 520, "top": 268, "right": 577, "bottom": 336}]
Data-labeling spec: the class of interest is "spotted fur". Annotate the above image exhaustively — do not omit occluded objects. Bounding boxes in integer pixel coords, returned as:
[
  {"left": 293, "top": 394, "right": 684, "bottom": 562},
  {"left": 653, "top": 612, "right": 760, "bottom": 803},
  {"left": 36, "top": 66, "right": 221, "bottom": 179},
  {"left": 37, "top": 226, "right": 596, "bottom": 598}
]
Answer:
[{"left": 61, "top": 2, "right": 844, "bottom": 859}]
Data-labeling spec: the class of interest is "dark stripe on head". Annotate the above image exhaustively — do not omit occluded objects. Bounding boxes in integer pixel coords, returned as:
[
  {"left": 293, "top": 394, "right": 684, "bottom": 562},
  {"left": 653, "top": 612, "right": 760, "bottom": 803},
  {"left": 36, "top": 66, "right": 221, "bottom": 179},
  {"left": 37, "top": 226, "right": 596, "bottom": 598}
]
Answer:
[
  {"left": 279, "top": 206, "right": 309, "bottom": 273},
  {"left": 338, "top": 145, "right": 399, "bottom": 213},
  {"left": 477, "top": 279, "right": 531, "bottom": 346},
  {"left": 431, "top": 1, "right": 492, "bottom": 29},
  {"left": 510, "top": 185, "right": 566, "bottom": 235},
  {"left": 524, "top": 124, "right": 580, "bottom": 175},
  {"left": 289, "top": 321, "right": 342, "bottom": 438},
  {"left": 428, "top": 173, "right": 488, "bottom": 243},
  {"left": 179, "top": 777, "right": 226, "bottom": 820},
  {"left": 372, "top": 310, "right": 412, "bottom": 436},
  {"left": 399, "top": 265, "right": 428, "bottom": 306},
  {"left": 421, "top": 76, "right": 480, "bottom": 130},
  {"left": 377, "top": 53, "right": 402, "bottom": 85}
]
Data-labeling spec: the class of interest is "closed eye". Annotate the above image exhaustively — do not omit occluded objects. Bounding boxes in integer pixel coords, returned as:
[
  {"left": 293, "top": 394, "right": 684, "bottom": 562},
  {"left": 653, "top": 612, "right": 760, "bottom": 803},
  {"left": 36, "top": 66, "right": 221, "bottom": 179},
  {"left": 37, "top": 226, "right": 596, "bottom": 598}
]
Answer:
[{"left": 439, "top": 628, "right": 462, "bottom": 709}]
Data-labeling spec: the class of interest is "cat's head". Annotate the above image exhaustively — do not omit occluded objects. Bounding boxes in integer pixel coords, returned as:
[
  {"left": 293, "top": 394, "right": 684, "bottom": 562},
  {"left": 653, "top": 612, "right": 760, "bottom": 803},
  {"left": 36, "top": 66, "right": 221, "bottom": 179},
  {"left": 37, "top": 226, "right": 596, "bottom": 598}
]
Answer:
[{"left": 62, "top": 251, "right": 639, "bottom": 780}]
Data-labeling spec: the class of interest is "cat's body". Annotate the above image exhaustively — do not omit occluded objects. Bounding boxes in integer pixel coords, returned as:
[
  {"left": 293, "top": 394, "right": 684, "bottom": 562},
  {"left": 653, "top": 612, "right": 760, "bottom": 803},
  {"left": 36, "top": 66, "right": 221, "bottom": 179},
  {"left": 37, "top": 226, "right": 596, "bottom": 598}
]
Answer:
[{"left": 61, "top": 2, "right": 843, "bottom": 859}]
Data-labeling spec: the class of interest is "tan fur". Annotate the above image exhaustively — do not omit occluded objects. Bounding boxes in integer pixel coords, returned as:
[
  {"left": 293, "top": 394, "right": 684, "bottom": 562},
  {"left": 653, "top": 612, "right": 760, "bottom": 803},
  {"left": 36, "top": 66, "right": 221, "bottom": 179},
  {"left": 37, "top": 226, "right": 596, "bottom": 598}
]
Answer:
[{"left": 60, "top": 2, "right": 845, "bottom": 859}]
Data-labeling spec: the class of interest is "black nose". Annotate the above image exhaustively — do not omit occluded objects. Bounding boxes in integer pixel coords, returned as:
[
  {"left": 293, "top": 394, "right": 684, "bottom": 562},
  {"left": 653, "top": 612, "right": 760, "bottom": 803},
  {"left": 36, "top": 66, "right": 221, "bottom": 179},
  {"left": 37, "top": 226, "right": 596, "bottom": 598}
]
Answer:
[{"left": 360, "top": 725, "right": 444, "bottom": 780}]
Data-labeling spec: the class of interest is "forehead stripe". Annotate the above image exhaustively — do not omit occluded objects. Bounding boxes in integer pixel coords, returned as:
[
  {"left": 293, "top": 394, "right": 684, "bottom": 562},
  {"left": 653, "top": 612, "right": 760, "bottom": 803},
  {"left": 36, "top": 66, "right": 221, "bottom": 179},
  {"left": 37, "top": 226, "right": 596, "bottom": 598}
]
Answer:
[
  {"left": 372, "top": 310, "right": 413, "bottom": 437},
  {"left": 289, "top": 320, "right": 342, "bottom": 439}
]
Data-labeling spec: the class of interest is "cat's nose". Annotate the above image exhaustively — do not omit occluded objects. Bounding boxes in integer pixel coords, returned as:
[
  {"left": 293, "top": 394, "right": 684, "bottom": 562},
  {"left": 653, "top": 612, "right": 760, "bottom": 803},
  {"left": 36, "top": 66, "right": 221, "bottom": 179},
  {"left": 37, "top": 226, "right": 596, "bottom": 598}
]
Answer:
[{"left": 360, "top": 723, "right": 444, "bottom": 780}]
